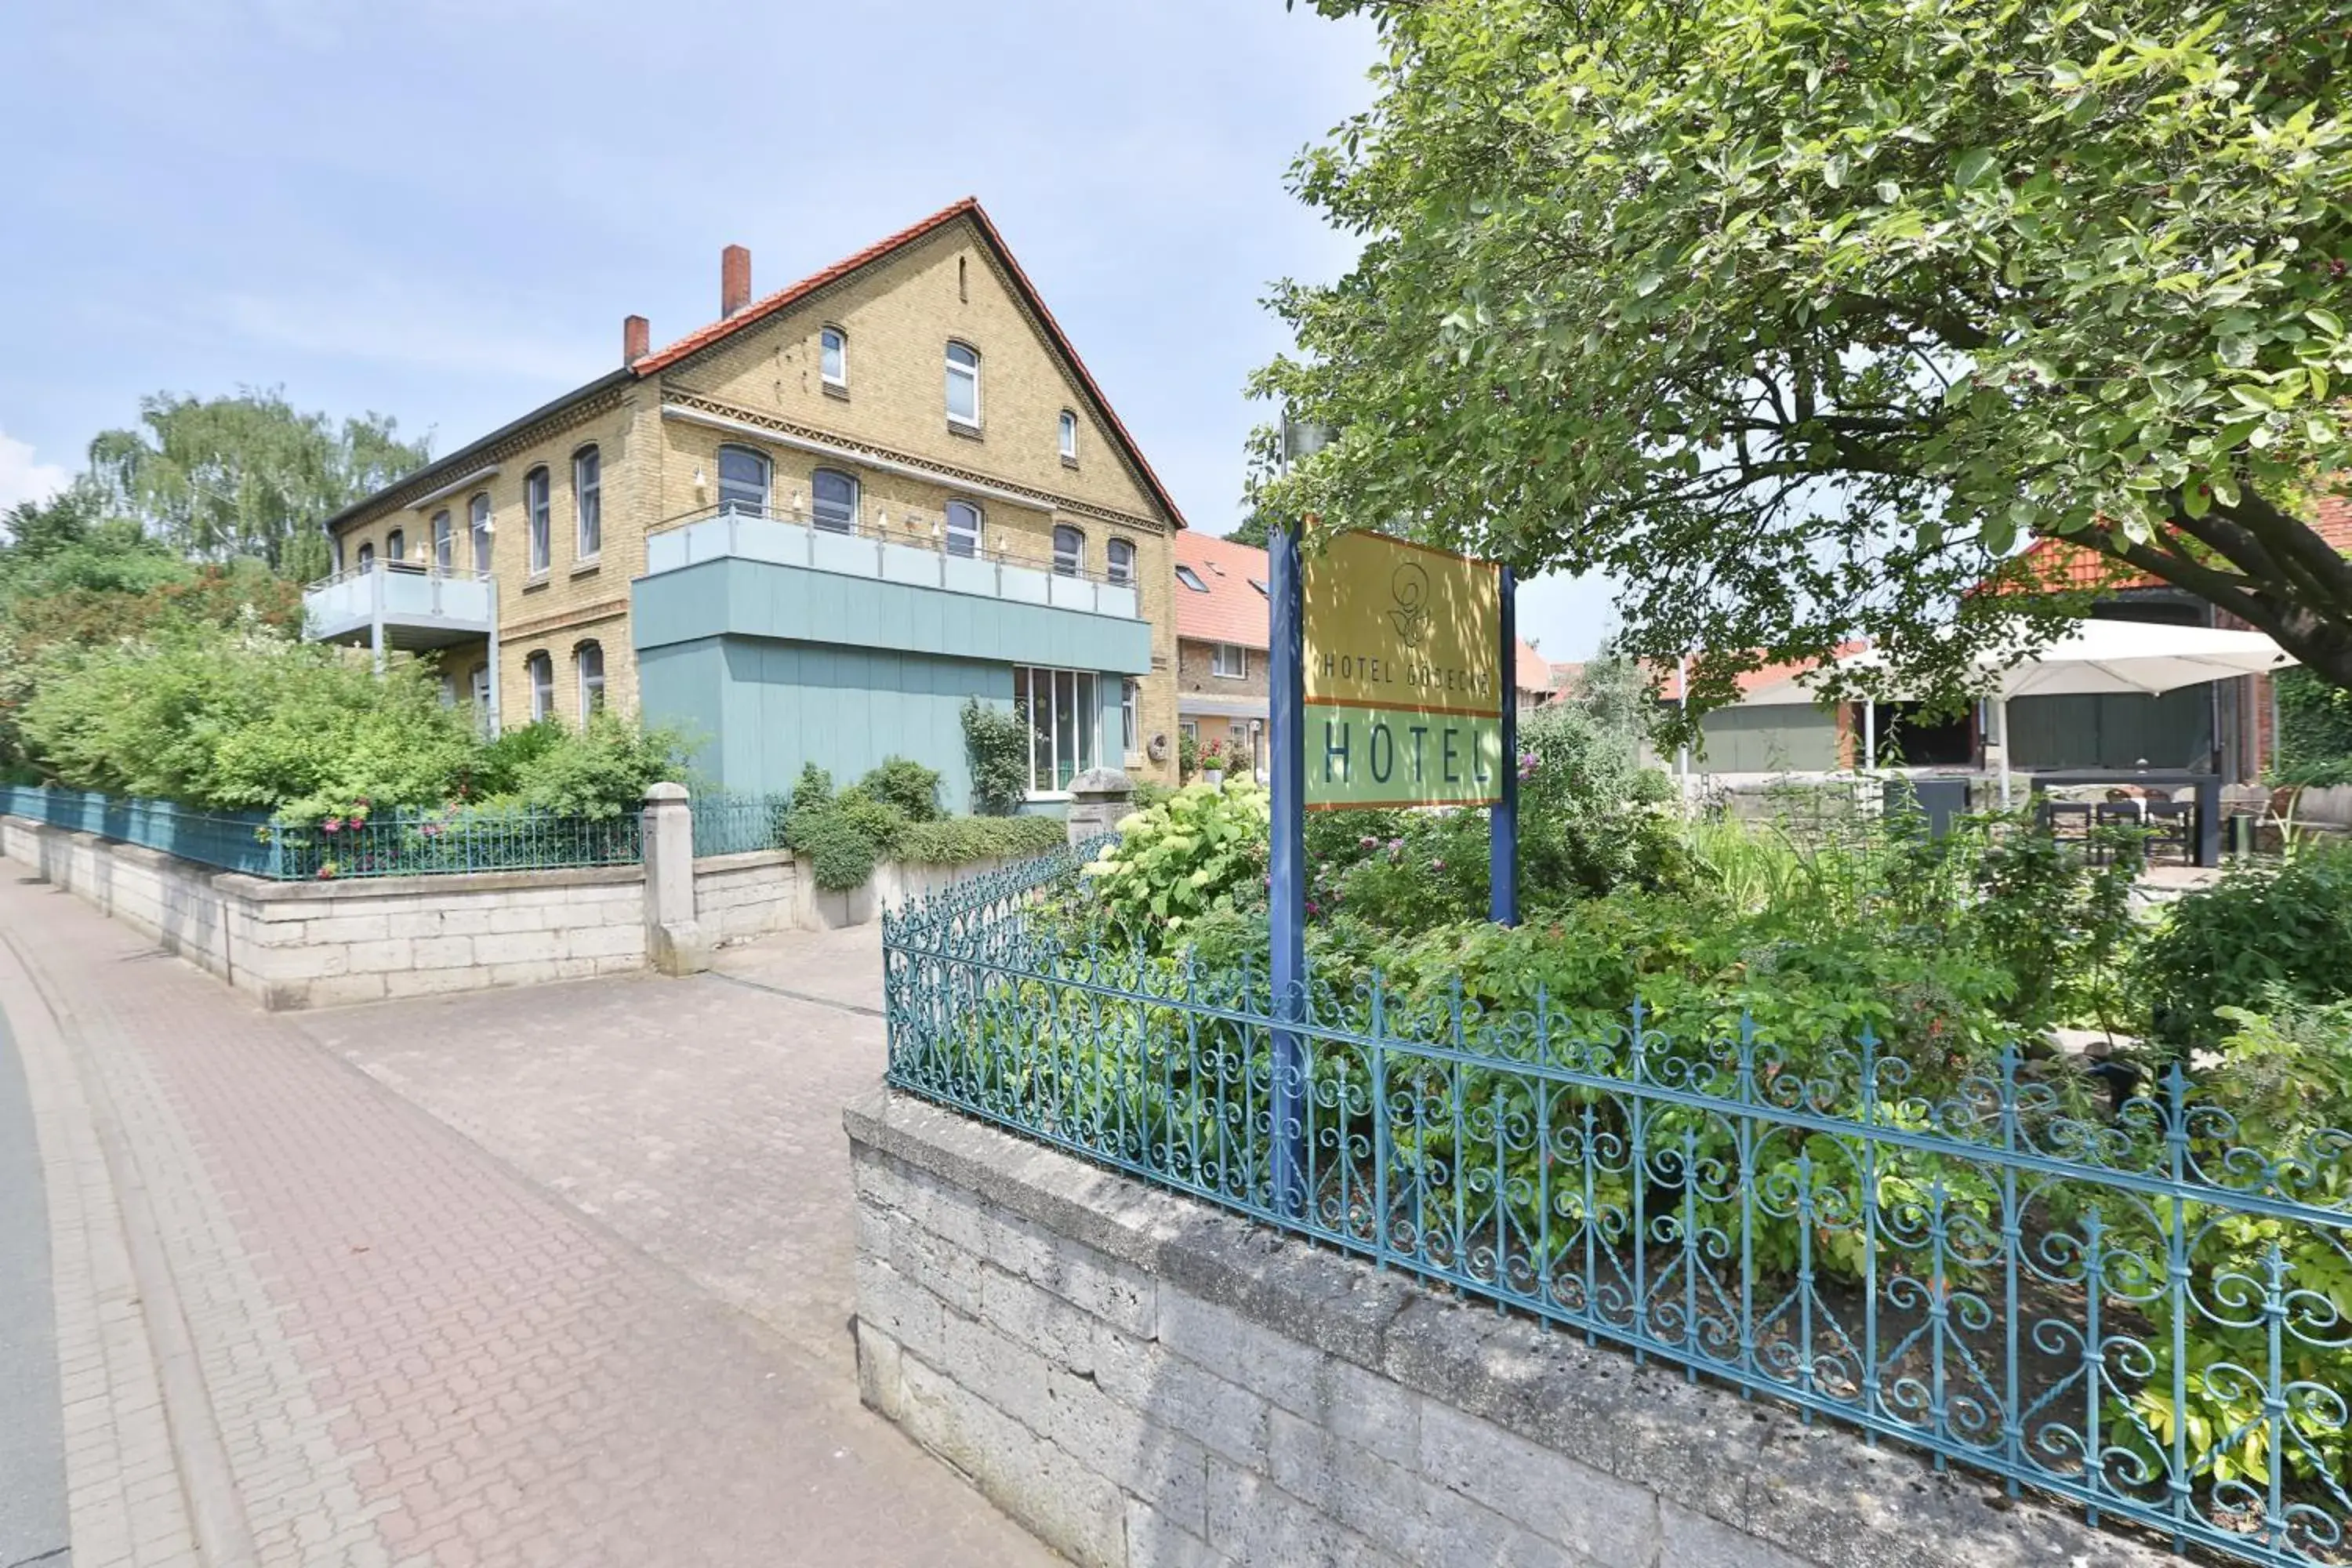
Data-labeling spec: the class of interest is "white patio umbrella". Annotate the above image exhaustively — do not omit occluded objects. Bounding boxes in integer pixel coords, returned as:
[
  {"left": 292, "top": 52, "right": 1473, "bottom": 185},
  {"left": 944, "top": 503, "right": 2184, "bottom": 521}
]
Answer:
[{"left": 1743, "top": 620, "right": 2299, "bottom": 804}]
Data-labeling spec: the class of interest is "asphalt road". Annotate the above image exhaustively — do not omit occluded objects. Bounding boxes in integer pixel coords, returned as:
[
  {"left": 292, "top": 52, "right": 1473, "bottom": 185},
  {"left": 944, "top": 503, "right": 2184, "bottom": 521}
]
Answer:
[{"left": 0, "top": 999, "right": 67, "bottom": 1568}]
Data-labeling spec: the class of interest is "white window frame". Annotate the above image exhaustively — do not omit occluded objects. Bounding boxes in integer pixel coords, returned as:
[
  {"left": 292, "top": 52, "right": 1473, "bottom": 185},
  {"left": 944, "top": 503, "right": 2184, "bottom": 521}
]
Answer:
[
  {"left": 811, "top": 467, "right": 859, "bottom": 535},
  {"left": 946, "top": 341, "right": 981, "bottom": 428},
  {"left": 386, "top": 526, "right": 406, "bottom": 563},
  {"left": 945, "top": 499, "right": 982, "bottom": 559},
  {"left": 1052, "top": 525, "right": 1084, "bottom": 579},
  {"left": 1058, "top": 409, "right": 1078, "bottom": 462},
  {"left": 1121, "top": 679, "right": 1139, "bottom": 757},
  {"left": 1212, "top": 643, "right": 1248, "bottom": 681},
  {"left": 526, "top": 651, "right": 554, "bottom": 722},
  {"left": 1013, "top": 666, "right": 1099, "bottom": 797},
  {"left": 574, "top": 446, "right": 601, "bottom": 561},
  {"left": 356, "top": 542, "right": 376, "bottom": 571},
  {"left": 431, "top": 510, "right": 453, "bottom": 572},
  {"left": 1105, "top": 538, "right": 1134, "bottom": 586},
  {"left": 469, "top": 492, "right": 492, "bottom": 573},
  {"left": 576, "top": 641, "right": 605, "bottom": 719},
  {"left": 524, "top": 466, "right": 551, "bottom": 574},
  {"left": 716, "top": 443, "right": 770, "bottom": 518},
  {"left": 820, "top": 325, "right": 848, "bottom": 389}
]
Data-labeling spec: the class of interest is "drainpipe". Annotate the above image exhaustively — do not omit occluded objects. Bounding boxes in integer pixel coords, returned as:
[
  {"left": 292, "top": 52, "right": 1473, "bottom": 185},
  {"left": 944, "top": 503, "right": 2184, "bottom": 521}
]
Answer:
[
  {"left": 485, "top": 578, "right": 503, "bottom": 740},
  {"left": 369, "top": 564, "right": 386, "bottom": 677}
]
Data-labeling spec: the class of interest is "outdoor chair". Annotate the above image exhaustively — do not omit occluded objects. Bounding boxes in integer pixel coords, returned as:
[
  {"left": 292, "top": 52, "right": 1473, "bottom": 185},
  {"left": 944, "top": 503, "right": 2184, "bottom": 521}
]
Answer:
[
  {"left": 2037, "top": 800, "right": 2094, "bottom": 843},
  {"left": 2089, "top": 800, "right": 2144, "bottom": 864},
  {"left": 2142, "top": 798, "right": 2196, "bottom": 865}
]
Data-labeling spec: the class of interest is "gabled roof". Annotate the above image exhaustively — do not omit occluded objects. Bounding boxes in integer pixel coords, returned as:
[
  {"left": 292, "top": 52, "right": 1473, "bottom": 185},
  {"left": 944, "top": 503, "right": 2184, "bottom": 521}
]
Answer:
[
  {"left": 1173, "top": 531, "right": 1276, "bottom": 650},
  {"left": 1175, "top": 532, "right": 1552, "bottom": 691},
  {"left": 328, "top": 198, "right": 1185, "bottom": 532}
]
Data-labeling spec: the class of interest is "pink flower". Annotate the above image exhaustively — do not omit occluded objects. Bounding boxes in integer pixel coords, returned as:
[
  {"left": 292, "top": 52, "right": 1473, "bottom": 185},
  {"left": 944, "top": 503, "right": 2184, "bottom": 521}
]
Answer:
[{"left": 322, "top": 816, "right": 343, "bottom": 834}]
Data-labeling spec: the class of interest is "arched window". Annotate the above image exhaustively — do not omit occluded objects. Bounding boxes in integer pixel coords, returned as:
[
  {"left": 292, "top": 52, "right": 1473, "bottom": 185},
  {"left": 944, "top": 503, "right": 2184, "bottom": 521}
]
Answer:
[
  {"left": 431, "top": 510, "right": 453, "bottom": 572},
  {"left": 944, "top": 500, "right": 982, "bottom": 559},
  {"left": 1052, "top": 525, "right": 1084, "bottom": 579},
  {"left": 525, "top": 651, "right": 554, "bottom": 722},
  {"left": 946, "top": 342, "right": 980, "bottom": 427},
  {"left": 576, "top": 641, "right": 606, "bottom": 719},
  {"left": 1105, "top": 538, "right": 1135, "bottom": 586},
  {"left": 469, "top": 492, "right": 492, "bottom": 572},
  {"left": 717, "top": 444, "right": 769, "bottom": 517},
  {"left": 574, "top": 446, "right": 601, "bottom": 560},
  {"left": 330, "top": 534, "right": 346, "bottom": 575},
  {"left": 811, "top": 468, "right": 858, "bottom": 535},
  {"left": 820, "top": 325, "right": 847, "bottom": 389},
  {"left": 385, "top": 527, "right": 406, "bottom": 563},
  {"left": 356, "top": 542, "right": 375, "bottom": 571},
  {"left": 524, "top": 466, "right": 551, "bottom": 572},
  {"left": 1058, "top": 409, "right": 1079, "bottom": 463}
]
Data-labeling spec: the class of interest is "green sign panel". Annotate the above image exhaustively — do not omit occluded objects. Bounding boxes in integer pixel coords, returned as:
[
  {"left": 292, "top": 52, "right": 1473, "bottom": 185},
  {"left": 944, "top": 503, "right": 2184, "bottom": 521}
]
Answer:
[{"left": 1307, "top": 702, "right": 1504, "bottom": 811}]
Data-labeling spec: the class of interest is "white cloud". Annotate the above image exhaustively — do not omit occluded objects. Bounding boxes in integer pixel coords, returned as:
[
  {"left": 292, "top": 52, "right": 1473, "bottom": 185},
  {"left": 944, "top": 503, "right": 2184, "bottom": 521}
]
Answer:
[{"left": 0, "top": 428, "right": 71, "bottom": 514}]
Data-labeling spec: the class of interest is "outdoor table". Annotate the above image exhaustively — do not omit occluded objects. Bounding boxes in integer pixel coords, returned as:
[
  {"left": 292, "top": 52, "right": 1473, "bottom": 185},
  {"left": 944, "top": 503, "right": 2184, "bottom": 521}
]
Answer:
[{"left": 2024, "top": 769, "right": 2223, "bottom": 866}]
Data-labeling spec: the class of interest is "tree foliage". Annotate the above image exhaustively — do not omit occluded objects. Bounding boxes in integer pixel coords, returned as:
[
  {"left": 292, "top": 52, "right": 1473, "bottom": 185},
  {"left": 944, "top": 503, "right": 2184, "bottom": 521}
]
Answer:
[
  {"left": 87, "top": 389, "right": 429, "bottom": 579},
  {"left": 1256, "top": 0, "right": 2352, "bottom": 713}
]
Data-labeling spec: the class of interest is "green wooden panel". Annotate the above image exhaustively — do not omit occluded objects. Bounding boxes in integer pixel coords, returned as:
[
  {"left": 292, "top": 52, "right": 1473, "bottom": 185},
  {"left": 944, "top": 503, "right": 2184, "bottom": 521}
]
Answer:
[
  {"left": 1698, "top": 705, "right": 1841, "bottom": 772},
  {"left": 2009, "top": 689, "right": 2212, "bottom": 771}
]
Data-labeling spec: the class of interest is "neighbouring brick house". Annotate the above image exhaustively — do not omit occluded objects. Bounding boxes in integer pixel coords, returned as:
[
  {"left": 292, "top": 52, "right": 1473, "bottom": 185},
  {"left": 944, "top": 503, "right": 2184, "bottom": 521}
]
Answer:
[
  {"left": 307, "top": 199, "right": 1184, "bottom": 811},
  {"left": 1171, "top": 532, "right": 1552, "bottom": 779}
]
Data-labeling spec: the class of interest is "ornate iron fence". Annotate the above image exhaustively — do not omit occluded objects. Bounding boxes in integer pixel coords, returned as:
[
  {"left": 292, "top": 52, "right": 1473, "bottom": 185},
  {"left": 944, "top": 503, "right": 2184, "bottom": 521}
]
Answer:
[
  {"left": 1, "top": 784, "right": 641, "bottom": 880},
  {"left": 882, "top": 844, "right": 2352, "bottom": 1567}
]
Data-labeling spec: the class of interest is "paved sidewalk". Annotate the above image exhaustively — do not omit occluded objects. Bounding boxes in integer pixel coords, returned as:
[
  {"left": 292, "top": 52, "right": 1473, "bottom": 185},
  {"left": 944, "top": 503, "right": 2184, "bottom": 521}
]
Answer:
[{"left": 0, "top": 878, "right": 1057, "bottom": 1568}]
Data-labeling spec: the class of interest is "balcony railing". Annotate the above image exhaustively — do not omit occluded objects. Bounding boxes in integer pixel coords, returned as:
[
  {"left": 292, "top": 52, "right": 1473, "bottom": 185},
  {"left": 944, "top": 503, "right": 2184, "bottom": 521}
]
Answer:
[
  {"left": 303, "top": 561, "right": 495, "bottom": 648},
  {"left": 643, "top": 506, "right": 1143, "bottom": 620}
]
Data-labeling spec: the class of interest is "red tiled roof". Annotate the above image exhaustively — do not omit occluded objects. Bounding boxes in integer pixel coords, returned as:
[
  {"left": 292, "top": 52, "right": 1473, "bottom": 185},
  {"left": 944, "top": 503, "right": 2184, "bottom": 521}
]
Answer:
[
  {"left": 1176, "top": 532, "right": 1551, "bottom": 691},
  {"left": 633, "top": 197, "right": 1187, "bottom": 529},
  {"left": 1173, "top": 531, "right": 1276, "bottom": 650},
  {"left": 2010, "top": 496, "right": 2352, "bottom": 594},
  {"left": 1652, "top": 644, "right": 1868, "bottom": 702}
]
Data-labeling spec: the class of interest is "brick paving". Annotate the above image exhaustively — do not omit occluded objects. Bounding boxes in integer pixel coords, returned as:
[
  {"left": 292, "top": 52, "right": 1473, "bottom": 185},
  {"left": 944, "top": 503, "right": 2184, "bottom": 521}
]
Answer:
[{"left": 0, "top": 875, "right": 1059, "bottom": 1567}]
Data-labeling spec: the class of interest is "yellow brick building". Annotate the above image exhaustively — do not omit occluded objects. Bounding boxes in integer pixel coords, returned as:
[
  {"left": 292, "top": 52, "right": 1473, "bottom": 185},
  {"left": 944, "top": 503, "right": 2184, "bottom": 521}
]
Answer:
[{"left": 311, "top": 200, "right": 1185, "bottom": 808}]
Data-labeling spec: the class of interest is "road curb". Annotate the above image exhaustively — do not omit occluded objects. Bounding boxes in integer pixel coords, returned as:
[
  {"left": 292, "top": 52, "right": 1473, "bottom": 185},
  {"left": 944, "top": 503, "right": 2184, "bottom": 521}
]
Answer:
[{"left": 0, "top": 928, "right": 260, "bottom": 1568}]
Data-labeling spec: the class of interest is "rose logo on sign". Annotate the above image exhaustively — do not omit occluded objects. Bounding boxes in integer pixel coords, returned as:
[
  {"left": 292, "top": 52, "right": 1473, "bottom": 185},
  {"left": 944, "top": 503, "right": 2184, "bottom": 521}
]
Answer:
[{"left": 1388, "top": 560, "right": 1432, "bottom": 648}]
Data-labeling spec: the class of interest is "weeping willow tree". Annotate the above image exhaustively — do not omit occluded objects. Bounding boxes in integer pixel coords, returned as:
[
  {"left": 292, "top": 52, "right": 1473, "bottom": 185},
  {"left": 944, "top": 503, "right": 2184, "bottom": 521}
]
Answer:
[{"left": 87, "top": 390, "right": 429, "bottom": 580}]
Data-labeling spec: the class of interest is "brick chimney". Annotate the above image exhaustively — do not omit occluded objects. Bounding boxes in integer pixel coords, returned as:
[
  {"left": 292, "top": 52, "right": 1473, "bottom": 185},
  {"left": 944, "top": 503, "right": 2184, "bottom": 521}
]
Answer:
[
  {"left": 720, "top": 245, "right": 752, "bottom": 318},
  {"left": 622, "top": 314, "right": 650, "bottom": 367}
]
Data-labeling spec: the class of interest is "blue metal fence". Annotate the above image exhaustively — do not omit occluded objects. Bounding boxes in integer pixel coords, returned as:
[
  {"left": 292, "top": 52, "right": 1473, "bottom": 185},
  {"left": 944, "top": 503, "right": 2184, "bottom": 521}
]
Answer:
[
  {"left": 691, "top": 790, "right": 793, "bottom": 859},
  {"left": 0, "top": 784, "right": 641, "bottom": 880},
  {"left": 882, "top": 843, "right": 2352, "bottom": 1568},
  {"left": 0, "top": 784, "right": 285, "bottom": 876}
]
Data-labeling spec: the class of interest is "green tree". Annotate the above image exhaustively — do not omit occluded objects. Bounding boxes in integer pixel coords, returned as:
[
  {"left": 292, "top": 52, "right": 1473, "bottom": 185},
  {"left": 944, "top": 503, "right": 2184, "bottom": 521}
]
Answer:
[
  {"left": 87, "top": 390, "right": 429, "bottom": 579},
  {"left": 1254, "top": 0, "right": 2352, "bottom": 716}
]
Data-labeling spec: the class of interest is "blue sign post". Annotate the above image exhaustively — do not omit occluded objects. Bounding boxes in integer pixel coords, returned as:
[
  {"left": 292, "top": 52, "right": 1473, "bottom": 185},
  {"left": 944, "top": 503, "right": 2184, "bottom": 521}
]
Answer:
[
  {"left": 1267, "top": 523, "right": 1309, "bottom": 1218},
  {"left": 1492, "top": 566, "right": 1519, "bottom": 927},
  {"left": 1268, "top": 526, "right": 1519, "bottom": 1216}
]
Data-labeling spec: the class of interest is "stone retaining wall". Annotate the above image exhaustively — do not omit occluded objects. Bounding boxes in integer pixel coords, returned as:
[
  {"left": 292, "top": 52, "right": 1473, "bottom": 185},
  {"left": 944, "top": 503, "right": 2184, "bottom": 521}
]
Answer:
[
  {"left": 1, "top": 814, "right": 647, "bottom": 1010},
  {"left": 848, "top": 1089, "right": 2168, "bottom": 1568}
]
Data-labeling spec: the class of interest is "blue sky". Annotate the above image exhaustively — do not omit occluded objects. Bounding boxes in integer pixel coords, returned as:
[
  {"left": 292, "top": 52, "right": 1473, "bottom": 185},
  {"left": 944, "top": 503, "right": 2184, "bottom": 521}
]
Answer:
[{"left": 0, "top": 0, "right": 1614, "bottom": 661}]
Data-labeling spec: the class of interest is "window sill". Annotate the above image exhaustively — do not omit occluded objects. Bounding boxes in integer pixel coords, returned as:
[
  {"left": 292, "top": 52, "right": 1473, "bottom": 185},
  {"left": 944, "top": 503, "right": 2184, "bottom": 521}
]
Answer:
[
  {"left": 1061, "top": 456, "right": 1080, "bottom": 470},
  {"left": 1025, "top": 790, "right": 1074, "bottom": 804},
  {"left": 570, "top": 560, "right": 601, "bottom": 579},
  {"left": 948, "top": 420, "right": 984, "bottom": 441},
  {"left": 1211, "top": 673, "right": 1249, "bottom": 682},
  {"left": 823, "top": 382, "right": 850, "bottom": 401},
  {"left": 521, "top": 573, "right": 551, "bottom": 593}
]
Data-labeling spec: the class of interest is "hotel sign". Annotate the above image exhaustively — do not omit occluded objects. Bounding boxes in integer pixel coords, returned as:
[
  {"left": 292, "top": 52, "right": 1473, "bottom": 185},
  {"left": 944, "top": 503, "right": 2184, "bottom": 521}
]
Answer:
[{"left": 1301, "top": 532, "right": 1504, "bottom": 810}]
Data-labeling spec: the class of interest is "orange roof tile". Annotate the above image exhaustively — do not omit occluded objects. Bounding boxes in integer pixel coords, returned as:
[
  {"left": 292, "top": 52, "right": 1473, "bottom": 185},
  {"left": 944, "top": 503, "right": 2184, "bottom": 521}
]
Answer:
[{"left": 1176, "top": 532, "right": 1551, "bottom": 691}]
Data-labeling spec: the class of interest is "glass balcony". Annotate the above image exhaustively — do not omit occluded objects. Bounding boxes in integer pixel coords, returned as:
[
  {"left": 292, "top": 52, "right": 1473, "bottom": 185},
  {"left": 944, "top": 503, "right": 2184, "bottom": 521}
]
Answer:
[
  {"left": 643, "top": 506, "right": 1143, "bottom": 620},
  {"left": 304, "top": 562, "right": 495, "bottom": 650}
]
